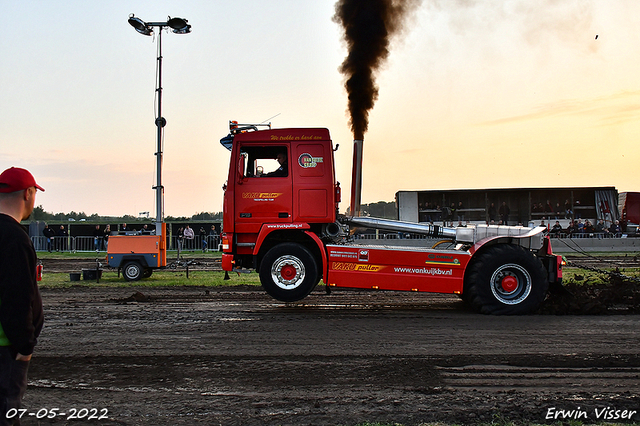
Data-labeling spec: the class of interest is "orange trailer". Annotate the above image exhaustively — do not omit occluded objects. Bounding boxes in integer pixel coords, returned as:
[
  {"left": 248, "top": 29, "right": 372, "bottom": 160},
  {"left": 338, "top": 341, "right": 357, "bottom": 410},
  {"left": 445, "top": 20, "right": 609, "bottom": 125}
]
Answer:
[{"left": 107, "top": 223, "right": 167, "bottom": 280}]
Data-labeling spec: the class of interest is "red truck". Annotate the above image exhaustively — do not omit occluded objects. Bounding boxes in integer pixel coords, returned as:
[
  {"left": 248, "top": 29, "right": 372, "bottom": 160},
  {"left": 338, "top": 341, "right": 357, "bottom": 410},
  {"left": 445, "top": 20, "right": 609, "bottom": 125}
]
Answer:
[{"left": 220, "top": 123, "right": 562, "bottom": 314}]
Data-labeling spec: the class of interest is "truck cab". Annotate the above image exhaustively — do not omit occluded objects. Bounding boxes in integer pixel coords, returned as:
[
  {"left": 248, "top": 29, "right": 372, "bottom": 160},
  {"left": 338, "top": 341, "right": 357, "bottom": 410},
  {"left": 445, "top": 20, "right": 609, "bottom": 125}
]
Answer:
[{"left": 222, "top": 126, "right": 340, "bottom": 274}]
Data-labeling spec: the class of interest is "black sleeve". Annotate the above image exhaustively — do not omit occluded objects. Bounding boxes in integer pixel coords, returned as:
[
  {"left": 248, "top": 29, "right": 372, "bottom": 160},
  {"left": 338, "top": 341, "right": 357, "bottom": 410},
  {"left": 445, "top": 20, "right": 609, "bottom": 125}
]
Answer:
[{"left": 0, "top": 233, "right": 43, "bottom": 355}]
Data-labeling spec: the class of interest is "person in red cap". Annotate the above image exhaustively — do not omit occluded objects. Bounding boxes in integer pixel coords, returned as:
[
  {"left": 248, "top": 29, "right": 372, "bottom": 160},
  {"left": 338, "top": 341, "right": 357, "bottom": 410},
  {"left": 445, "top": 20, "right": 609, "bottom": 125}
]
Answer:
[{"left": 0, "top": 167, "right": 44, "bottom": 425}]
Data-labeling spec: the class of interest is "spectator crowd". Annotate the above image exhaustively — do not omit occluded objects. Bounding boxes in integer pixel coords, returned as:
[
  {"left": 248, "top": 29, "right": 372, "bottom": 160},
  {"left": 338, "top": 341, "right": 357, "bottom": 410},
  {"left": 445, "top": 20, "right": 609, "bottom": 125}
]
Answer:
[
  {"left": 549, "top": 218, "right": 624, "bottom": 238},
  {"left": 417, "top": 197, "right": 630, "bottom": 238}
]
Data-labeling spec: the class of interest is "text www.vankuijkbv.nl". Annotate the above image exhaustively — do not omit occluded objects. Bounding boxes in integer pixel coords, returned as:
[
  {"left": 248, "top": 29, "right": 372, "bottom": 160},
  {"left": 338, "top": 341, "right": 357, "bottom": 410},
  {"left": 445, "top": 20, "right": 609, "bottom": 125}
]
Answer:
[{"left": 393, "top": 267, "right": 453, "bottom": 275}]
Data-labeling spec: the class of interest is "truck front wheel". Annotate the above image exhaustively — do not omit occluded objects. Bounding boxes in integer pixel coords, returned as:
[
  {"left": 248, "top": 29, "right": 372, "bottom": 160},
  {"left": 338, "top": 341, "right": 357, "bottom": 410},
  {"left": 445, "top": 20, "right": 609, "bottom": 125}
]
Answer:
[
  {"left": 464, "top": 244, "right": 548, "bottom": 315},
  {"left": 123, "top": 261, "right": 143, "bottom": 281},
  {"left": 260, "top": 243, "right": 319, "bottom": 302}
]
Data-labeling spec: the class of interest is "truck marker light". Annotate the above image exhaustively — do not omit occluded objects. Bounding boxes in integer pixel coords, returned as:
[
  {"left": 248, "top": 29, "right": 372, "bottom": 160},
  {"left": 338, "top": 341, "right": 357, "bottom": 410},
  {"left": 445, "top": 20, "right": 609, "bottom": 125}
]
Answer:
[
  {"left": 372, "top": 286, "right": 379, "bottom": 289},
  {"left": 411, "top": 288, "right": 418, "bottom": 292}
]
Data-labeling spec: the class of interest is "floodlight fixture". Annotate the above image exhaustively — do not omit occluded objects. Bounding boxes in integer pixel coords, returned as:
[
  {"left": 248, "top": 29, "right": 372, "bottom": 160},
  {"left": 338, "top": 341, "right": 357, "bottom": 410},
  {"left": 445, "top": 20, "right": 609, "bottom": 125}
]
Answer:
[
  {"left": 167, "top": 16, "right": 191, "bottom": 34},
  {"left": 128, "top": 14, "right": 191, "bottom": 36},
  {"left": 128, "top": 15, "right": 152, "bottom": 36}
]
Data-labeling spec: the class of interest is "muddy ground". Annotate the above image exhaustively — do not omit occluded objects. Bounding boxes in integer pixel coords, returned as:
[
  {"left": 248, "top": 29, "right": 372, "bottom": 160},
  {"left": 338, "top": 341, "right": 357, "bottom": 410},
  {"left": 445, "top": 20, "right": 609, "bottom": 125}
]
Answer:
[{"left": 15, "top": 258, "right": 640, "bottom": 425}]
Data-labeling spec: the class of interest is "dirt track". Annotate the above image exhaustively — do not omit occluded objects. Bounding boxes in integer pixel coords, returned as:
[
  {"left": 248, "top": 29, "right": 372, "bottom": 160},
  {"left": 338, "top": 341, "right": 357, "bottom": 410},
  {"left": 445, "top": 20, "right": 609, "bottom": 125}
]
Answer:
[{"left": 19, "top": 285, "right": 640, "bottom": 426}]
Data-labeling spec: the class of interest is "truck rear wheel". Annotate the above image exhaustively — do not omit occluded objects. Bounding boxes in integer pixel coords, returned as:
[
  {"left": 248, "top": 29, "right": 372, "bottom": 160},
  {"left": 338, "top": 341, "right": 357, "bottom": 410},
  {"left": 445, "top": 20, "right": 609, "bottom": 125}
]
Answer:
[
  {"left": 464, "top": 244, "right": 548, "bottom": 315},
  {"left": 259, "top": 243, "right": 319, "bottom": 302},
  {"left": 123, "top": 261, "right": 143, "bottom": 281}
]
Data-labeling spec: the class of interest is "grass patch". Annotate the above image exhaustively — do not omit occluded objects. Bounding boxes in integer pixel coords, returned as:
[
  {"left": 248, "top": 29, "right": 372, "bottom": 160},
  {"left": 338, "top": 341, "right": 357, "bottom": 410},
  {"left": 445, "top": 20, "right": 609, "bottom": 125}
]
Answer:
[
  {"left": 38, "top": 264, "right": 639, "bottom": 289},
  {"left": 39, "top": 269, "right": 261, "bottom": 288},
  {"left": 36, "top": 252, "right": 639, "bottom": 290},
  {"left": 562, "top": 267, "right": 640, "bottom": 286}
]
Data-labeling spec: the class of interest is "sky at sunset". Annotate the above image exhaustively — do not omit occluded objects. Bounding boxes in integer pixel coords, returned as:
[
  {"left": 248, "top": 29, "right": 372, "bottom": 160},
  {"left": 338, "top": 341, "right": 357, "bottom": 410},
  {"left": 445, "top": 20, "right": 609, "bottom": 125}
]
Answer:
[{"left": 2, "top": 1, "right": 639, "bottom": 218}]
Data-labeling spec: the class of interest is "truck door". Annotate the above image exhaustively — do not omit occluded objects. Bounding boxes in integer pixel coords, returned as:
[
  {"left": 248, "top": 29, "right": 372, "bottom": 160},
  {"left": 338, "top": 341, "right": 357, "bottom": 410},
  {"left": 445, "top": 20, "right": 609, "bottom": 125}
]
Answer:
[
  {"left": 234, "top": 144, "right": 293, "bottom": 234},
  {"left": 292, "top": 142, "right": 334, "bottom": 223}
]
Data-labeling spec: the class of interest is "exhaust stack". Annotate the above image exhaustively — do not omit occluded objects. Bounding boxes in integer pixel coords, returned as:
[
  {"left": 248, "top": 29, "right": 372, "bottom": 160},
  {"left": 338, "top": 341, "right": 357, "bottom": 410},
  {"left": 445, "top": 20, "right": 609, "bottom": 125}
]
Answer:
[{"left": 350, "top": 139, "right": 364, "bottom": 217}]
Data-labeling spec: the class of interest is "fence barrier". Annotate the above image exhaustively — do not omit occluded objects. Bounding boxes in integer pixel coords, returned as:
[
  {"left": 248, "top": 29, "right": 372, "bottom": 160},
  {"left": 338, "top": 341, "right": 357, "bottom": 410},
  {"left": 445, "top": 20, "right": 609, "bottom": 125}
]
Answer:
[
  {"left": 171, "top": 236, "right": 220, "bottom": 252},
  {"left": 32, "top": 232, "right": 633, "bottom": 253},
  {"left": 550, "top": 232, "right": 624, "bottom": 239},
  {"left": 31, "top": 235, "right": 221, "bottom": 253}
]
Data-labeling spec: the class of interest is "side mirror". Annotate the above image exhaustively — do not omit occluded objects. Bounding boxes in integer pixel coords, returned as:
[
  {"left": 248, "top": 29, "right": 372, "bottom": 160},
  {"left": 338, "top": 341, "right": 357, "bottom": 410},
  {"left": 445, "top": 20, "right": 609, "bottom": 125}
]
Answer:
[{"left": 237, "top": 154, "right": 246, "bottom": 184}]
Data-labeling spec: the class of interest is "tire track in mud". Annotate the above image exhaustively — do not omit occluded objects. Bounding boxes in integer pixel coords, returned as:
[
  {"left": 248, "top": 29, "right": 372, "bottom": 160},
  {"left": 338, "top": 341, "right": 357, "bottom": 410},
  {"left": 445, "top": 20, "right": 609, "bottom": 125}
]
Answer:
[{"left": 436, "top": 364, "right": 640, "bottom": 391}]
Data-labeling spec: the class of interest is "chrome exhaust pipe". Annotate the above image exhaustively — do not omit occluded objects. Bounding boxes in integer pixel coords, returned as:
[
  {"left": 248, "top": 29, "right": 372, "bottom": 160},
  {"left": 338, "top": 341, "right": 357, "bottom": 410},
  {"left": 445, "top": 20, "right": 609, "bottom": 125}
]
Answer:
[{"left": 346, "top": 216, "right": 457, "bottom": 239}]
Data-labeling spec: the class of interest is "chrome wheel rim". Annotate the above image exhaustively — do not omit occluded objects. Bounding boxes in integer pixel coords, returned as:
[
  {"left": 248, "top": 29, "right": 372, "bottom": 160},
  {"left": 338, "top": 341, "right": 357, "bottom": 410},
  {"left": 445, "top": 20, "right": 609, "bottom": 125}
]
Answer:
[
  {"left": 490, "top": 263, "right": 531, "bottom": 305},
  {"left": 271, "top": 255, "right": 306, "bottom": 290}
]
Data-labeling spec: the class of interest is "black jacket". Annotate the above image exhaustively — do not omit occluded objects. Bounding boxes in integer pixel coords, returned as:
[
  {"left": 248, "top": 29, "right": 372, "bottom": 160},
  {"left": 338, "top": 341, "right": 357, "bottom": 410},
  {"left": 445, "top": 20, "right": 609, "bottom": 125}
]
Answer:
[
  {"left": 266, "top": 161, "right": 288, "bottom": 177},
  {"left": 42, "top": 226, "right": 55, "bottom": 239},
  {"left": 0, "top": 214, "right": 44, "bottom": 356}
]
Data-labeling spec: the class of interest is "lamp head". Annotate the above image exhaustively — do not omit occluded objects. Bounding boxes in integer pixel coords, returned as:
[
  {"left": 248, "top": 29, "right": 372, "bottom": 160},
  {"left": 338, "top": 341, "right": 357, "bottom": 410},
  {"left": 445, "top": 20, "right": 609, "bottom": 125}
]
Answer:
[
  {"left": 128, "top": 14, "right": 152, "bottom": 36},
  {"left": 167, "top": 16, "right": 191, "bottom": 34}
]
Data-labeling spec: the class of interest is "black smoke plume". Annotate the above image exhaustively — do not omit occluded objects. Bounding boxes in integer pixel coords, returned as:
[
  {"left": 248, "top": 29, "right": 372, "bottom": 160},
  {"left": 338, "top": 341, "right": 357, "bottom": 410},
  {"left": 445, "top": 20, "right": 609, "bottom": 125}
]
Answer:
[{"left": 334, "top": 0, "right": 420, "bottom": 140}]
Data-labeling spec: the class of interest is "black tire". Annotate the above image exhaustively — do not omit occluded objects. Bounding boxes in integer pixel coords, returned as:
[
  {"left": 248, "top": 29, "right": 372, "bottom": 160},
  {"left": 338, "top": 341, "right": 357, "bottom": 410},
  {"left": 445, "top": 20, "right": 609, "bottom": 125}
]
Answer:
[
  {"left": 142, "top": 268, "right": 153, "bottom": 279},
  {"left": 259, "top": 243, "right": 319, "bottom": 302},
  {"left": 123, "top": 261, "right": 143, "bottom": 281},
  {"left": 464, "top": 244, "right": 548, "bottom": 315}
]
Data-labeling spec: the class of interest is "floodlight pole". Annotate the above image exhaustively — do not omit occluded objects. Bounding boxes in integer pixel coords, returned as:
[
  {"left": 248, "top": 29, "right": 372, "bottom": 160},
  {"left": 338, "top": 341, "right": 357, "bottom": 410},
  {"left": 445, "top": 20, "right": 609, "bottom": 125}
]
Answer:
[
  {"left": 154, "top": 28, "right": 165, "bottom": 237},
  {"left": 128, "top": 14, "right": 190, "bottom": 237}
]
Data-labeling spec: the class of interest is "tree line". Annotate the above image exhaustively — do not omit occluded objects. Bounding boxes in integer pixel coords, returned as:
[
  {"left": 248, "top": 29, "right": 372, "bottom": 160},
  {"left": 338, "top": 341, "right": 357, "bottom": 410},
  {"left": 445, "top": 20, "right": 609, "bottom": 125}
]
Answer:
[
  {"left": 29, "top": 201, "right": 396, "bottom": 223},
  {"left": 30, "top": 205, "right": 223, "bottom": 223}
]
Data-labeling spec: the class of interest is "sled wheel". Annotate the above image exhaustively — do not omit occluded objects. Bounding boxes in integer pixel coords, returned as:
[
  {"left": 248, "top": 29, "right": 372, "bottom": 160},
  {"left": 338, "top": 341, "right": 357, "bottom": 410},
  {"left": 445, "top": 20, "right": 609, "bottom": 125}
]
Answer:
[
  {"left": 259, "top": 243, "right": 319, "bottom": 302},
  {"left": 464, "top": 244, "right": 548, "bottom": 315}
]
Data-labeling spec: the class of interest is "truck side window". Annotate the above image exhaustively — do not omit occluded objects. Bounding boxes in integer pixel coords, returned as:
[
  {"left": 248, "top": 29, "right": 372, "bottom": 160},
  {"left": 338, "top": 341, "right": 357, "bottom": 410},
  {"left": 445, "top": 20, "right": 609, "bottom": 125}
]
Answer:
[
  {"left": 263, "top": 151, "right": 287, "bottom": 177},
  {"left": 241, "top": 146, "right": 288, "bottom": 178}
]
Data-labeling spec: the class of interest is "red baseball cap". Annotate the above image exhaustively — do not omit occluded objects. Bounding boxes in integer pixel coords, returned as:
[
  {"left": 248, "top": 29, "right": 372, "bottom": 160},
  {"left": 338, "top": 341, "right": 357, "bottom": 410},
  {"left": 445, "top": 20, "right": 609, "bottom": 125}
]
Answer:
[{"left": 0, "top": 167, "right": 45, "bottom": 193}]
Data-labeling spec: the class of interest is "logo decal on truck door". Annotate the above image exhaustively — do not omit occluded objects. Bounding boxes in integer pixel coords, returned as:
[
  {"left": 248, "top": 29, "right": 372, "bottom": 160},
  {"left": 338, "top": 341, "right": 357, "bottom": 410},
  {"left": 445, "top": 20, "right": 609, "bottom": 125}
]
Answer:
[
  {"left": 298, "top": 153, "right": 324, "bottom": 168},
  {"left": 242, "top": 192, "right": 282, "bottom": 201}
]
